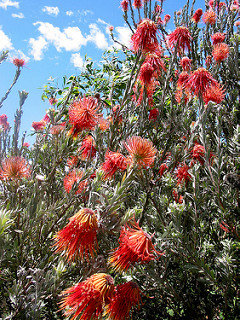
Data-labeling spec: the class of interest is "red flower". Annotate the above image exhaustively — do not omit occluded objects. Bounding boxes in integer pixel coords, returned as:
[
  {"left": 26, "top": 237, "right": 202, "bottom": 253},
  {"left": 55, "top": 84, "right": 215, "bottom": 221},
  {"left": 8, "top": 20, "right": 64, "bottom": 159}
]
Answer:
[
  {"left": 101, "top": 150, "right": 128, "bottom": 179},
  {"left": 12, "top": 58, "right": 25, "bottom": 68},
  {"left": 191, "top": 142, "right": 205, "bottom": 165},
  {"left": 54, "top": 208, "right": 98, "bottom": 262},
  {"left": 212, "top": 43, "right": 229, "bottom": 63},
  {"left": 49, "top": 97, "right": 58, "bottom": 105},
  {"left": 120, "top": 0, "right": 128, "bottom": 12},
  {"left": 211, "top": 32, "right": 226, "bottom": 45},
  {"left": 133, "top": 0, "right": 142, "bottom": 9},
  {"left": 167, "top": 27, "right": 192, "bottom": 55},
  {"left": 180, "top": 57, "right": 192, "bottom": 71},
  {"left": 131, "top": 19, "right": 159, "bottom": 53},
  {"left": 1, "top": 156, "right": 31, "bottom": 181},
  {"left": 0, "top": 114, "right": 7, "bottom": 126},
  {"left": 185, "top": 67, "right": 219, "bottom": 96},
  {"left": 98, "top": 116, "right": 110, "bottom": 131},
  {"left": 176, "top": 163, "right": 191, "bottom": 185},
  {"left": 149, "top": 108, "right": 159, "bottom": 121},
  {"left": 205, "top": 55, "right": 212, "bottom": 68},
  {"left": 203, "top": 83, "right": 225, "bottom": 104},
  {"left": 192, "top": 8, "right": 203, "bottom": 23},
  {"left": 177, "top": 71, "right": 190, "bottom": 87},
  {"left": 159, "top": 163, "right": 168, "bottom": 177},
  {"left": 202, "top": 10, "right": 216, "bottom": 25},
  {"left": 164, "top": 14, "right": 171, "bottom": 24},
  {"left": 219, "top": 221, "right": 230, "bottom": 233},
  {"left": 32, "top": 121, "right": 46, "bottom": 131},
  {"left": 173, "top": 189, "right": 183, "bottom": 204},
  {"left": 60, "top": 273, "right": 114, "bottom": 320},
  {"left": 68, "top": 96, "right": 99, "bottom": 132},
  {"left": 138, "top": 62, "right": 155, "bottom": 86},
  {"left": 79, "top": 135, "right": 97, "bottom": 161},
  {"left": 109, "top": 219, "right": 162, "bottom": 272},
  {"left": 144, "top": 50, "right": 166, "bottom": 76},
  {"left": 63, "top": 169, "right": 87, "bottom": 194},
  {"left": 23, "top": 142, "right": 30, "bottom": 148},
  {"left": 67, "top": 156, "right": 79, "bottom": 168},
  {"left": 125, "top": 136, "right": 157, "bottom": 168},
  {"left": 105, "top": 281, "right": 142, "bottom": 320}
]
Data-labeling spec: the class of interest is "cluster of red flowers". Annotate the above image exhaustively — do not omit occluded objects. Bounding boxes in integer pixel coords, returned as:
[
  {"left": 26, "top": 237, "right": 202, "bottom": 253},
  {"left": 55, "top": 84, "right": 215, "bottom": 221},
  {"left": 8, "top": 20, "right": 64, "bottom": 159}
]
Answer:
[
  {"left": 79, "top": 135, "right": 97, "bottom": 161},
  {"left": 0, "top": 114, "right": 10, "bottom": 131},
  {"left": 32, "top": 114, "right": 50, "bottom": 132},
  {"left": 101, "top": 150, "right": 128, "bottom": 179},
  {"left": 63, "top": 169, "right": 87, "bottom": 194}
]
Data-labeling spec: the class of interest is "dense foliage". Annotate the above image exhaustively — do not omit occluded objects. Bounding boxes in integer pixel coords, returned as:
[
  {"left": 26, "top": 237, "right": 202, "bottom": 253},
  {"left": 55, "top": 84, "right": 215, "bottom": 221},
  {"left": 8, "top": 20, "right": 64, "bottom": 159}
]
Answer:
[{"left": 0, "top": 0, "right": 239, "bottom": 319}]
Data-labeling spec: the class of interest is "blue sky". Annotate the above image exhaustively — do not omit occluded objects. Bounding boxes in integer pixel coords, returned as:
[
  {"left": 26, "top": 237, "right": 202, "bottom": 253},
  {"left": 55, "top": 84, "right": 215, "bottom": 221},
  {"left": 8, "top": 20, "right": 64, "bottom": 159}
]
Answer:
[{"left": 0, "top": 0, "right": 204, "bottom": 144}]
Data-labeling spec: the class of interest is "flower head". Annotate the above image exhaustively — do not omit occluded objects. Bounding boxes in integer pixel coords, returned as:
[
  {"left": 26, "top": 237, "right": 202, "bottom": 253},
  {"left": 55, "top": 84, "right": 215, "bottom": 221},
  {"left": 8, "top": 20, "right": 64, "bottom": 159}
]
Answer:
[
  {"left": 79, "top": 135, "right": 97, "bottom": 161},
  {"left": 63, "top": 169, "right": 87, "bottom": 194},
  {"left": 23, "top": 142, "right": 30, "bottom": 148},
  {"left": 176, "top": 163, "right": 191, "bottom": 185},
  {"left": 177, "top": 71, "right": 190, "bottom": 87},
  {"left": 32, "top": 121, "right": 46, "bottom": 131},
  {"left": 203, "top": 83, "right": 225, "bottom": 104},
  {"left": 1, "top": 156, "right": 31, "bottom": 181},
  {"left": 211, "top": 32, "right": 226, "bottom": 45},
  {"left": 105, "top": 281, "right": 142, "bottom": 320},
  {"left": 125, "top": 136, "right": 157, "bottom": 168},
  {"left": 131, "top": 19, "right": 159, "bottom": 53},
  {"left": 212, "top": 43, "right": 229, "bottom": 63},
  {"left": 180, "top": 56, "right": 192, "bottom": 71},
  {"left": 192, "top": 8, "right": 203, "bottom": 23},
  {"left": 101, "top": 150, "right": 128, "bottom": 179},
  {"left": 202, "top": 10, "right": 216, "bottom": 25},
  {"left": 109, "top": 219, "right": 162, "bottom": 272},
  {"left": 49, "top": 97, "right": 58, "bottom": 105},
  {"left": 120, "top": 0, "right": 128, "bottom": 11},
  {"left": 167, "top": 27, "right": 192, "bottom": 55},
  {"left": 138, "top": 62, "right": 155, "bottom": 86},
  {"left": 159, "top": 163, "right": 168, "bottom": 177},
  {"left": 144, "top": 50, "right": 166, "bottom": 75},
  {"left": 60, "top": 273, "right": 114, "bottom": 320},
  {"left": 50, "top": 122, "right": 66, "bottom": 135},
  {"left": 68, "top": 96, "right": 99, "bottom": 132},
  {"left": 149, "top": 108, "right": 159, "bottom": 122},
  {"left": 54, "top": 208, "right": 98, "bottom": 262},
  {"left": 12, "top": 58, "right": 25, "bottom": 68},
  {"left": 133, "top": 0, "right": 142, "bottom": 9},
  {"left": 164, "top": 14, "right": 171, "bottom": 24},
  {"left": 185, "top": 67, "right": 219, "bottom": 96}
]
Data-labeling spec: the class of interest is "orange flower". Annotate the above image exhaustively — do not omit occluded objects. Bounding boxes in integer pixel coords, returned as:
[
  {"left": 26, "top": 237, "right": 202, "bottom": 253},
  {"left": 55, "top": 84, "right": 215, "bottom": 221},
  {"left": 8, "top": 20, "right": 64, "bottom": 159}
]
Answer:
[
  {"left": 212, "top": 43, "right": 229, "bottom": 63},
  {"left": 60, "top": 273, "right": 114, "bottom": 320},
  {"left": 105, "top": 281, "right": 142, "bottom": 320},
  {"left": 98, "top": 116, "right": 110, "bottom": 131},
  {"left": 101, "top": 150, "right": 128, "bottom": 179},
  {"left": 202, "top": 10, "right": 216, "bottom": 25},
  {"left": 167, "top": 27, "right": 192, "bottom": 55},
  {"left": 1, "top": 156, "right": 31, "bottom": 181},
  {"left": 68, "top": 96, "right": 99, "bottom": 133},
  {"left": 79, "top": 135, "right": 97, "bottom": 160},
  {"left": 125, "top": 136, "right": 157, "bottom": 168},
  {"left": 63, "top": 169, "right": 87, "bottom": 194},
  {"left": 54, "top": 208, "right": 98, "bottom": 262},
  {"left": 131, "top": 19, "right": 159, "bottom": 53},
  {"left": 109, "top": 219, "right": 162, "bottom": 272}
]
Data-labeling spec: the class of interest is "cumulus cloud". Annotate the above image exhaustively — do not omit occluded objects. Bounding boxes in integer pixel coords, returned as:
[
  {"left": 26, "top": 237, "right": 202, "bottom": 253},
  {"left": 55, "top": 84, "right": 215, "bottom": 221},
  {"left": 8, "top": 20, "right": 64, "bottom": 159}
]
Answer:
[
  {"left": 0, "top": 28, "right": 13, "bottom": 51},
  {"left": 88, "top": 23, "right": 108, "bottom": 50},
  {"left": 42, "top": 6, "right": 59, "bottom": 16},
  {"left": 33, "top": 22, "right": 88, "bottom": 52},
  {"left": 29, "top": 36, "right": 48, "bottom": 60},
  {"left": 66, "top": 10, "right": 73, "bottom": 16},
  {"left": 12, "top": 12, "right": 24, "bottom": 18},
  {"left": 0, "top": 0, "right": 19, "bottom": 9},
  {"left": 115, "top": 26, "right": 132, "bottom": 48},
  {"left": 71, "top": 53, "right": 84, "bottom": 69}
]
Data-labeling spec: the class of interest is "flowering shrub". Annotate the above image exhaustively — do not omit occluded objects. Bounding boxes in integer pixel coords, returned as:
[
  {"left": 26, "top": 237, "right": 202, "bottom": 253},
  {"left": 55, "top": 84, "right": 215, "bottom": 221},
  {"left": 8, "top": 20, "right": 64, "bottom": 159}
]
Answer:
[{"left": 0, "top": 0, "right": 239, "bottom": 319}]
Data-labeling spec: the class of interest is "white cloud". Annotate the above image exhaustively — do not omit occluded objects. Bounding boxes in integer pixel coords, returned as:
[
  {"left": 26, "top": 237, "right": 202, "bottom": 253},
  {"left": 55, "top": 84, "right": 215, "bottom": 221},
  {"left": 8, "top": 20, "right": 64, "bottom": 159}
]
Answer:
[
  {"left": 42, "top": 6, "right": 59, "bottom": 17},
  {"left": 12, "top": 12, "right": 24, "bottom": 18},
  {"left": 66, "top": 10, "right": 73, "bottom": 16},
  {"left": 97, "top": 18, "right": 108, "bottom": 25},
  {"left": 0, "top": 0, "right": 19, "bottom": 9},
  {"left": 88, "top": 23, "right": 108, "bottom": 50},
  {"left": 71, "top": 53, "right": 84, "bottom": 69},
  {"left": 29, "top": 36, "right": 48, "bottom": 60},
  {"left": 115, "top": 26, "right": 132, "bottom": 48},
  {"left": 0, "top": 28, "right": 13, "bottom": 51},
  {"left": 33, "top": 22, "right": 88, "bottom": 52}
]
